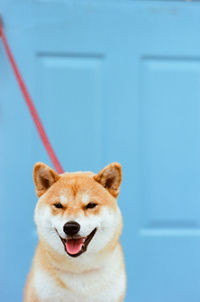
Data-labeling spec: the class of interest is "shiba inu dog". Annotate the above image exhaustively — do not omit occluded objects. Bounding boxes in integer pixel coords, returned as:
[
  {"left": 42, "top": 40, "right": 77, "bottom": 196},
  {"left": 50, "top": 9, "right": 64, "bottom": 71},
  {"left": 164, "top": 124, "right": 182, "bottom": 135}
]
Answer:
[{"left": 24, "top": 162, "right": 126, "bottom": 302}]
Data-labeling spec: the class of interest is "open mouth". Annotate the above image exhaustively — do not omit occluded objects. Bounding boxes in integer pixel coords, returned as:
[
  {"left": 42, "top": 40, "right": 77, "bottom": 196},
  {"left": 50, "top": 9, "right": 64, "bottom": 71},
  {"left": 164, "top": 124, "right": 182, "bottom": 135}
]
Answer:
[{"left": 56, "top": 228, "right": 97, "bottom": 257}]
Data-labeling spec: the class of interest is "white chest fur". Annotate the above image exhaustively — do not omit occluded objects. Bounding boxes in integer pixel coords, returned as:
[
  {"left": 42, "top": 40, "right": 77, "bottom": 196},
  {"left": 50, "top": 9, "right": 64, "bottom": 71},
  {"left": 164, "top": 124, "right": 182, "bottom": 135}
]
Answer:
[{"left": 34, "top": 246, "right": 126, "bottom": 302}]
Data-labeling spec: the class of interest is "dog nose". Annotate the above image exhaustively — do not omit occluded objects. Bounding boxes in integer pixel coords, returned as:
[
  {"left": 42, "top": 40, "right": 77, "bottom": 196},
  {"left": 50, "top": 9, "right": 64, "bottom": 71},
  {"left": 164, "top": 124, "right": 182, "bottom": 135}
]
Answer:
[{"left": 63, "top": 221, "right": 80, "bottom": 236}]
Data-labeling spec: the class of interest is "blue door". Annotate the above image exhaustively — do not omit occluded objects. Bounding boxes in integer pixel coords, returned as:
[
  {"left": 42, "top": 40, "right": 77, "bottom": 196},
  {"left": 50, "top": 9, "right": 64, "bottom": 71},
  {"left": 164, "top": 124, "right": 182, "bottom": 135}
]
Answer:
[{"left": 1, "top": 1, "right": 200, "bottom": 301}]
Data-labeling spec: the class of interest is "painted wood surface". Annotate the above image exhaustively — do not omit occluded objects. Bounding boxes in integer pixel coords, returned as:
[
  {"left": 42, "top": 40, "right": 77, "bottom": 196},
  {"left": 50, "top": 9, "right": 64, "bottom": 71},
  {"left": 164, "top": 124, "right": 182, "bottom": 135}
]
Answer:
[{"left": 0, "top": 1, "right": 200, "bottom": 301}]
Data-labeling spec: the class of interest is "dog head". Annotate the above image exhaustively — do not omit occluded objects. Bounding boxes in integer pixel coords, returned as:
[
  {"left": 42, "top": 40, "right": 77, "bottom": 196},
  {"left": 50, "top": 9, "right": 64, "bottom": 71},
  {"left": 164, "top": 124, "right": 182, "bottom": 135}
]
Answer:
[{"left": 34, "top": 162, "right": 123, "bottom": 258}]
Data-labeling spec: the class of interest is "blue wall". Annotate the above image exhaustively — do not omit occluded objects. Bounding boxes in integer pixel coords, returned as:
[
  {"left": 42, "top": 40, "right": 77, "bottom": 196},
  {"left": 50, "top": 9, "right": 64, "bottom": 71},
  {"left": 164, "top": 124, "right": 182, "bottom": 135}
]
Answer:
[{"left": 1, "top": 1, "right": 200, "bottom": 301}]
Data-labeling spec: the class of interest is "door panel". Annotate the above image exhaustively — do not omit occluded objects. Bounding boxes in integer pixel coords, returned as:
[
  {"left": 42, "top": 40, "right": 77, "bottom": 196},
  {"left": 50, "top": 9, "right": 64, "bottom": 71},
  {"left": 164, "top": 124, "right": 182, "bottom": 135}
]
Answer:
[
  {"left": 140, "top": 57, "right": 200, "bottom": 231},
  {"left": 36, "top": 53, "right": 104, "bottom": 171},
  {"left": 0, "top": 1, "right": 200, "bottom": 302}
]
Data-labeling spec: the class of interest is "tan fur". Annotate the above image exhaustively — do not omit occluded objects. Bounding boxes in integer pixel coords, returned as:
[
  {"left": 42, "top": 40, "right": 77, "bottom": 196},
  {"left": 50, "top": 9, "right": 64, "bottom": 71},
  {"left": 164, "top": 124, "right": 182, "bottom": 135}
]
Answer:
[
  {"left": 24, "top": 162, "right": 126, "bottom": 302},
  {"left": 33, "top": 162, "right": 60, "bottom": 197},
  {"left": 38, "top": 172, "right": 118, "bottom": 218},
  {"left": 24, "top": 265, "right": 39, "bottom": 302},
  {"left": 94, "top": 162, "right": 122, "bottom": 198}
]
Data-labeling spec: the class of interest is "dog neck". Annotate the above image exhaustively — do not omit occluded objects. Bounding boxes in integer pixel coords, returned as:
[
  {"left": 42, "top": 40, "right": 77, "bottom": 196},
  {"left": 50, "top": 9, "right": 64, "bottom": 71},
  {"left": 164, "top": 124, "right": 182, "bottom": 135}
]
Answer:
[{"left": 35, "top": 237, "right": 119, "bottom": 275}]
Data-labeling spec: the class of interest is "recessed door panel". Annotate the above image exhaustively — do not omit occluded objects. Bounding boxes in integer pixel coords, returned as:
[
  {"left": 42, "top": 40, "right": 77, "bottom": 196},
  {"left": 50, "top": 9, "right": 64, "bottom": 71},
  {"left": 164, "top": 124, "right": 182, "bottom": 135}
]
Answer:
[{"left": 36, "top": 53, "right": 104, "bottom": 171}]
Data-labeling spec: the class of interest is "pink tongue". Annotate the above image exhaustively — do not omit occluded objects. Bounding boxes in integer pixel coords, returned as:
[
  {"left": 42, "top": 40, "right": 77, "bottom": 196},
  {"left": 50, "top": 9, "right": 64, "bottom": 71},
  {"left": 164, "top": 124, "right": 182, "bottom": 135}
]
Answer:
[{"left": 65, "top": 238, "right": 84, "bottom": 255}]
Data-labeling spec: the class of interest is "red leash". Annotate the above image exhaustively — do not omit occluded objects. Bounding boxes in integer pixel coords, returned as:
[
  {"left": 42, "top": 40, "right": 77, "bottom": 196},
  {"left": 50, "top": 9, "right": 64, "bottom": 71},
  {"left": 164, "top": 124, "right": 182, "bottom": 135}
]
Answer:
[{"left": 0, "top": 18, "right": 64, "bottom": 174}]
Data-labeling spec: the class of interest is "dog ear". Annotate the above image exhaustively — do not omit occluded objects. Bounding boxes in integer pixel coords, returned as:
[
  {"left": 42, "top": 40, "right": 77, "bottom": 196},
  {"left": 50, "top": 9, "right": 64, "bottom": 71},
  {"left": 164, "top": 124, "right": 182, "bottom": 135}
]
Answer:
[
  {"left": 94, "top": 162, "right": 122, "bottom": 197},
  {"left": 33, "top": 162, "right": 60, "bottom": 197}
]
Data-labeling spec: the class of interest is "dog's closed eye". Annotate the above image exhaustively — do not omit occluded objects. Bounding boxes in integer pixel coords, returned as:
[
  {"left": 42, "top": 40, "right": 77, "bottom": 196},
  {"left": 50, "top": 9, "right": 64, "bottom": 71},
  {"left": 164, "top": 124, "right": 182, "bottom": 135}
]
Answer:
[
  {"left": 85, "top": 202, "right": 97, "bottom": 209},
  {"left": 54, "top": 203, "right": 63, "bottom": 209}
]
